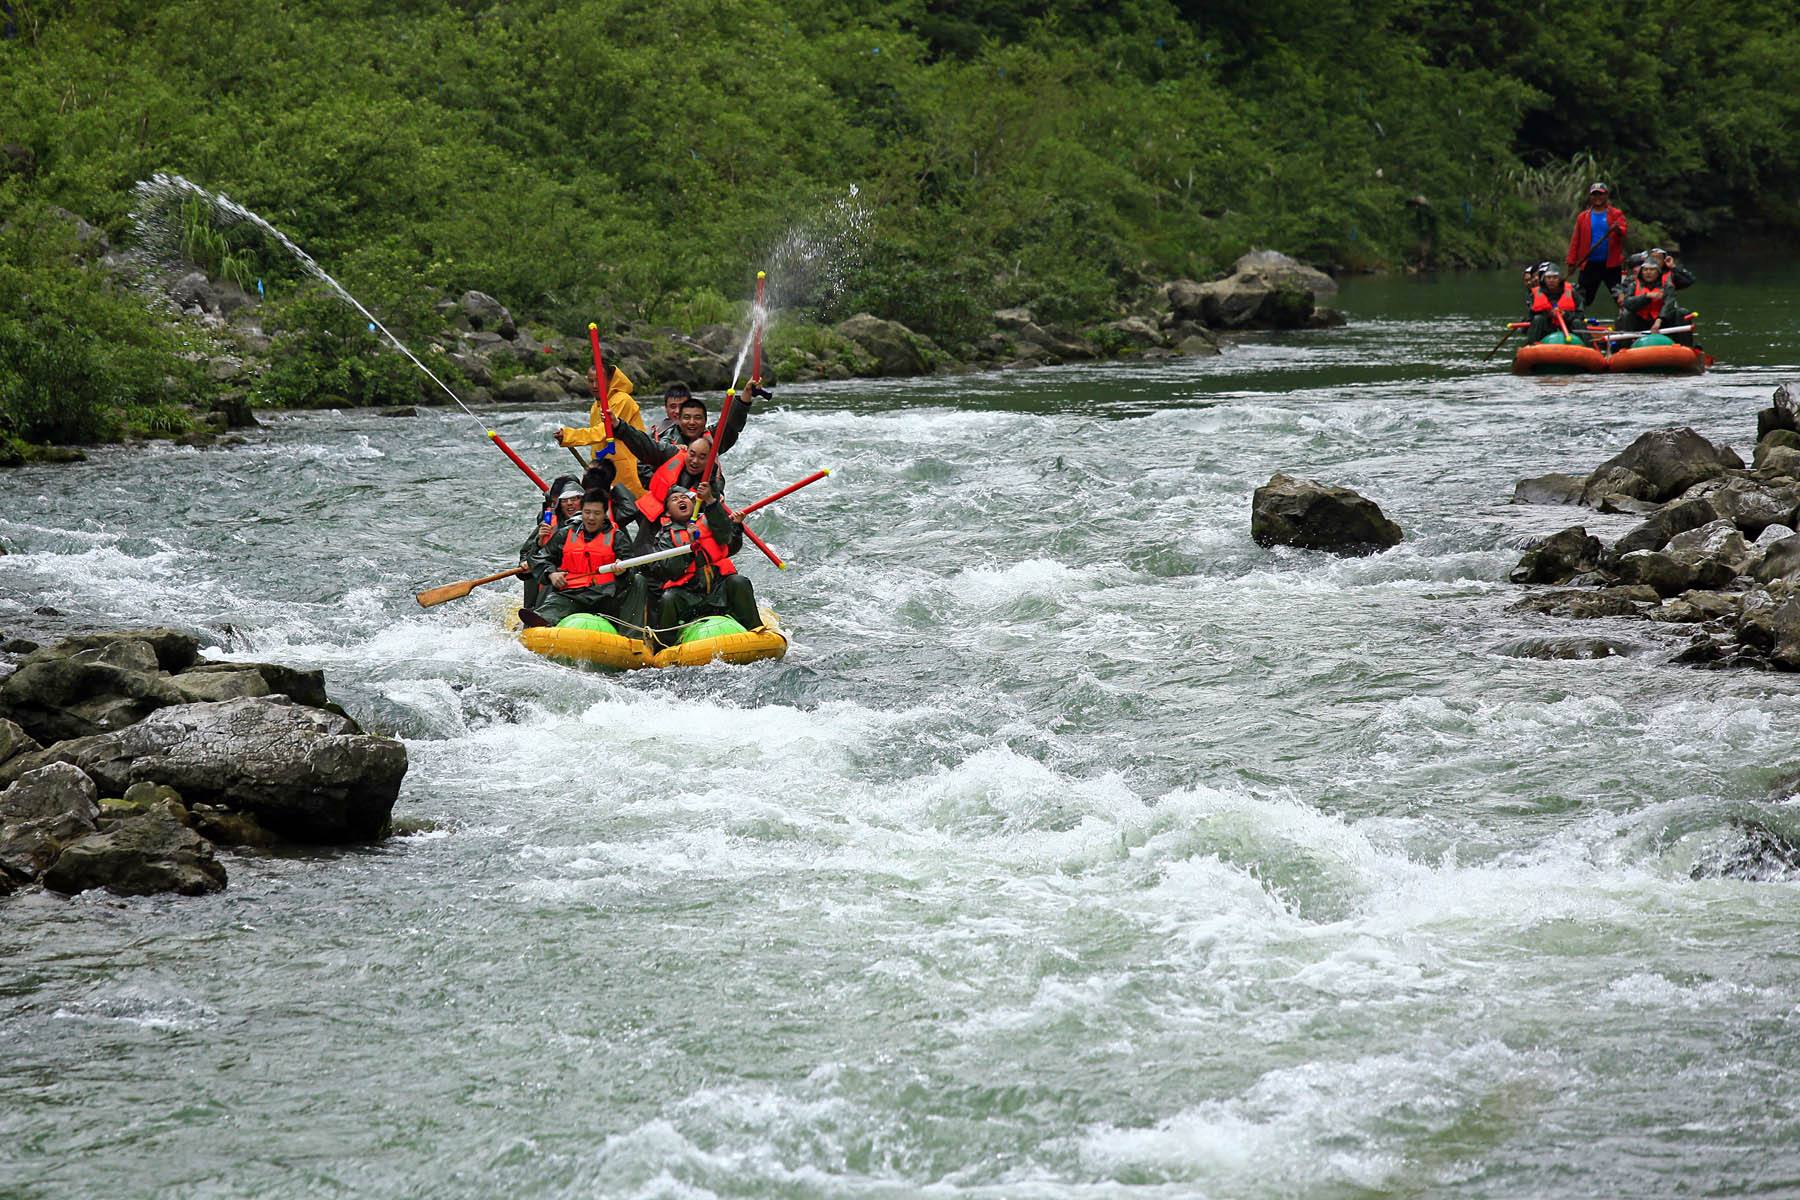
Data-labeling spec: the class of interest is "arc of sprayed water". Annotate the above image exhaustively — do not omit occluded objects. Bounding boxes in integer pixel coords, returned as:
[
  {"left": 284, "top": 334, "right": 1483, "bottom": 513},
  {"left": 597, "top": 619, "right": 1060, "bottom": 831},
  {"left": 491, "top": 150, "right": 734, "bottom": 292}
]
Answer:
[
  {"left": 132, "top": 173, "right": 491, "bottom": 437},
  {"left": 728, "top": 301, "right": 769, "bottom": 395}
]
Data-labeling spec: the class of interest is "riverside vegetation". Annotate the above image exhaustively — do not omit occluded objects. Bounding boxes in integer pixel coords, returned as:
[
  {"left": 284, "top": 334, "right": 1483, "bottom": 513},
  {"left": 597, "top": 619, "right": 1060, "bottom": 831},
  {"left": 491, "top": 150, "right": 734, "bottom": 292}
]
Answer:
[{"left": 2, "top": 0, "right": 1797, "bottom": 453}]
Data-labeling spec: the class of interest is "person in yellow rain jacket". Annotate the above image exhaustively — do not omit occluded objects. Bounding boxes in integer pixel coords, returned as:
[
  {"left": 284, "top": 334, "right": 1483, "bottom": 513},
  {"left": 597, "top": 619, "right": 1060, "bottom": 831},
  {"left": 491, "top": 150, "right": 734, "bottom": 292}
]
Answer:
[{"left": 554, "top": 365, "right": 650, "bottom": 498}]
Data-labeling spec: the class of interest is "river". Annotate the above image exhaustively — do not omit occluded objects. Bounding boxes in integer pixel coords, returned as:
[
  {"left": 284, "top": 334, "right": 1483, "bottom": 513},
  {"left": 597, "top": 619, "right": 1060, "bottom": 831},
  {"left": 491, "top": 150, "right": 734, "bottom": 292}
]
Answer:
[{"left": 3, "top": 267, "right": 1798, "bottom": 1197}]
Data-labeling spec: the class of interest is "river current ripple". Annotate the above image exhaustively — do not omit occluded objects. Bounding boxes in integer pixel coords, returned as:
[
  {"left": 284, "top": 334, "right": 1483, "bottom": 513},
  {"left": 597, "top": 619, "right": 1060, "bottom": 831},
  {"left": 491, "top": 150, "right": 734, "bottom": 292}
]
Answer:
[{"left": 3, "top": 274, "right": 1799, "bottom": 1197}]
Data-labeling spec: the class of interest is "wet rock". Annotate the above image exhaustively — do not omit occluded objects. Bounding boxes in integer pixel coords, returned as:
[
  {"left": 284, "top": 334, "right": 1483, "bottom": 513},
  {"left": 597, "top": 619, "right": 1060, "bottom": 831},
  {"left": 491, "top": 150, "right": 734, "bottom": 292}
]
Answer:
[
  {"left": 1757, "top": 386, "right": 1798, "bottom": 442},
  {"left": 1104, "top": 317, "right": 1166, "bottom": 349},
  {"left": 1231, "top": 249, "right": 1338, "bottom": 295},
  {"left": 1174, "top": 333, "right": 1222, "bottom": 357},
  {"left": 1648, "top": 590, "right": 1745, "bottom": 624},
  {"left": 1666, "top": 519, "right": 1759, "bottom": 579},
  {"left": 1760, "top": 446, "right": 1800, "bottom": 478},
  {"left": 1615, "top": 550, "right": 1697, "bottom": 597},
  {"left": 1752, "top": 429, "right": 1800, "bottom": 470},
  {"left": 495, "top": 374, "right": 568, "bottom": 406},
  {"left": 1614, "top": 497, "right": 1720, "bottom": 555},
  {"left": 380, "top": 406, "right": 417, "bottom": 418},
  {"left": 1753, "top": 535, "right": 1800, "bottom": 585},
  {"left": 1512, "top": 473, "right": 1586, "bottom": 505},
  {"left": 189, "top": 804, "right": 275, "bottom": 848},
  {"left": 0, "top": 718, "right": 40, "bottom": 768},
  {"left": 49, "top": 629, "right": 200, "bottom": 672},
  {"left": 1737, "top": 590, "right": 1800, "bottom": 668},
  {"left": 1692, "top": 817, "right": 1800, "bottom": 881},
  {"left": 177, "top": 662, "right": 328, "bottom": 708},
  {"left": 1580, "top": 465, "right": 1654, "bottom": 508},
  {"left": 1591, "top": 428, "right": 1742, "bottom": 502},
  {"left": 1709, "top": 479, "right": 1800, "bottom": 540},
  {"left": 2, "top": 696, "right": 405, "bottom": 842},
  {"left": 459, "top": 290, "right": 516, "bottom": 339},
  {"left": 1250, "top": 474, "right": 1403, "bottom": 555},
  {"left": 1509, "top": 526, "right": 1603, "bottom": 585},
  {"left": 1507, "top": 586, "right": 1658, "bottom": 619},
  {"left": 0, "top": 763, "right": 100, "bottom": 883},
  {"left": 835, "top": 314, "right": 936, "bottom": 376},
  {"left": 0, "top": 647, "right": 187, "bottom": 744},
  {"left": 1495, "top": 636, "right": 1636, "bottom": 660},
  {"left": 43, "top": 805, "right": 225, "bottom": 896}
]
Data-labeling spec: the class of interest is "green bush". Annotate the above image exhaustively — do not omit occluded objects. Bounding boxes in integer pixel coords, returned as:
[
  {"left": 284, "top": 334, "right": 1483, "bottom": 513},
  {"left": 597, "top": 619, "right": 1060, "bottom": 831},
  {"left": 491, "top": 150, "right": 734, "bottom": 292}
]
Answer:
[
  {"left": 0, "top": 213, "right": 207, "bottom": 445},
  {"left": 249, "top": 288, "right": 426, "bottom": 409}
]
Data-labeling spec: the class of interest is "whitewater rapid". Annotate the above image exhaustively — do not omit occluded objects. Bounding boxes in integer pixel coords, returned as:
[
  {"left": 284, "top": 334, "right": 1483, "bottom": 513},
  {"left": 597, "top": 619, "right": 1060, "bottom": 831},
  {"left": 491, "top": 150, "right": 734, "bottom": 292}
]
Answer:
[{"left": 4, "top": 275, "right": 1800, "bottom": 1197}]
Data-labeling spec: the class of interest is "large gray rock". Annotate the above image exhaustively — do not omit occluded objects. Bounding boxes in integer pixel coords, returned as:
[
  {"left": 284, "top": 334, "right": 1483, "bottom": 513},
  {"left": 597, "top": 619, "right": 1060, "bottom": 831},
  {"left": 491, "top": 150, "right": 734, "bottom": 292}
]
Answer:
[
  {"left": 1755, "top": 535, "right": 1800, "bottom": 585},
  {"left": 834, "top": 314, "right": 936, "bottom": 377},
  {"left": 1, "top": 697, "right": 405, "bottom": 842},
  {"left": 1757, "top": 385, "right": 1798, "bottom": 443},
  {"left": 1251, "top": 474, "right": 1403, "bottom": 555},
  {"left": 495, "top": 374, "right": 568, "bottom": 406},
  {"left": 1738, "top": 589, "right": 1800, "bottom": 669},
  {"left": 0, "top": 647, "right": 187, "bottom": 743},
  {"left": 1709, "top": 478, "right": 1800, "bottom": 540},
  {"left": 1666, "top": 519, "right": 1759, "bottom": 580},
  {"left": 1591, "top": 429, "right": 1742, "bottom": 502},
  {"left": 1507, "top": 586, "right": 1658, "bottom": 619},
  {"left": 1495, "top": 636, "right": 1636, "bottom": 660},
  {"left": 1580, "top": 465, "right": 1654, "bottom": 508},
  {"left": 1752, "top": 429, "right": 1800, "bottom": 470},
  {"left": 459, "top": 290, "right": 516, "bottom": 339},
  {"left": 1615, "top": 497, "right": 1720, "bottom": 555},
  {"left": 172, "top": 661, "right": 329, "bottom": 708},
  {"left": 46, "top": 629, "right": 200, "bottom": 672},
  {"left": 0, "top": 718, "right": 39, "bottom": 768},
  {"left": 169, "top": 271, "right": 220, "bottom": 314},
  {"left": 1614, "top": 551, "right": 1697, "bottom": 598},
  {"left": 0, "top": 762, "right": 100, "bottom": 883},
  {"left": 1231, "top": 249, "right": 1338, "bottom": 296},
  {"left": 1509, "top": 526, "right": 1603, "bottom": 585},
  {"left": 43, "top": 806, "right": 225, "bottom": 897},
  {"left": 1512, "top": 473, "right": 1586, "bottom": 506}
]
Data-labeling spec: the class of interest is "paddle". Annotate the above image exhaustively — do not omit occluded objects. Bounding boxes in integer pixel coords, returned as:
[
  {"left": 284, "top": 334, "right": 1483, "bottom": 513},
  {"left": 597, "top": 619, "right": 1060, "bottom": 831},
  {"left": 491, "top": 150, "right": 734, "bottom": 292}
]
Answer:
[
  {"left": 416, "top": 566, "right": 526, "bottom": 608},
  {"left": 1599, "top": 325, "right": 1696, "bottom": 343},
  {"left": 1483, "top": 327, "right": 1518, "bottom": 362},
  {"left": 735, "top": 469, "right": 831, "bottom": 519}
]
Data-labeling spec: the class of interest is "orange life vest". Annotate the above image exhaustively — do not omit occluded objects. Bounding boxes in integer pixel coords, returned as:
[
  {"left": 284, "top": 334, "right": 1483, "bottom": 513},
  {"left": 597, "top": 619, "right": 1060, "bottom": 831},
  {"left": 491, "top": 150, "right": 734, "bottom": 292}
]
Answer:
[
  {"left": 636, "top": 453, "right": 722, "bottom": 523},
  {"left": 559, "top": 524, "right": 618, "bottom": 589},
  {"left": 661, "top": 519, "right": 736, "bottom": 590},
  {"left": 1630, "top": 280, "right": 1666, "bottom": 323},
  {"left": 1531, "top": 285, "right": 1577, "bottom": 314}
]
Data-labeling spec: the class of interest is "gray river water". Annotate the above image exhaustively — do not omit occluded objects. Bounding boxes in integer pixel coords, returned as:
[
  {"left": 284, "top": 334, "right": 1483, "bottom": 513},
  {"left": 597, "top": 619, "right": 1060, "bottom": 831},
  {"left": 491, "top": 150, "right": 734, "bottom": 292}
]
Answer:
[{"left": 3, "top": 268, "right": 1799, "bottom": 1197}]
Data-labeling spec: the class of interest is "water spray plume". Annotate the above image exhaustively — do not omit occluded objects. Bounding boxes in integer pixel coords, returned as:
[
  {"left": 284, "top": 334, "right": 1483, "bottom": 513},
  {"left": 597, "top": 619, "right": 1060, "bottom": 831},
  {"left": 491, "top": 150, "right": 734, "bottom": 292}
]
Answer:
[{"left": 130, "top": 173, "right": 548, "bottom": 491}]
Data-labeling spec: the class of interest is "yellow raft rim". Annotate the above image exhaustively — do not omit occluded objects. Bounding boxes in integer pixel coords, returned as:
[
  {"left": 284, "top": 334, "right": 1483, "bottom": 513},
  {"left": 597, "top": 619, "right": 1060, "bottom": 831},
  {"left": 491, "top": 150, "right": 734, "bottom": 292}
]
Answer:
[{"left": 517, "top": 606, "right": 789, "bottom": 671}]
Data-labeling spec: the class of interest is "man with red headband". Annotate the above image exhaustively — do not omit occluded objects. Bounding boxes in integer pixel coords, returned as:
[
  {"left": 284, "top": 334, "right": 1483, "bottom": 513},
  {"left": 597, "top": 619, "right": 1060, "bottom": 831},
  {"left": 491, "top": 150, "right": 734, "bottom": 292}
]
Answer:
[{"left": 1566, "top": 183, "right": 1629, "bottom": 307}]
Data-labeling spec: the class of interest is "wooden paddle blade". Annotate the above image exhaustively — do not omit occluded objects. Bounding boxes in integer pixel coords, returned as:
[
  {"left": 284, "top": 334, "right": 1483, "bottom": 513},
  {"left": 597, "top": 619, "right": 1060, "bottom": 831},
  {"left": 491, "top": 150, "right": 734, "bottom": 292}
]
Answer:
[
  {"left": 416, "top": 580, "right": 477, "bottom": 608},
  {"left": 415, "top": 566, "right": 526, "bottom": 608}
]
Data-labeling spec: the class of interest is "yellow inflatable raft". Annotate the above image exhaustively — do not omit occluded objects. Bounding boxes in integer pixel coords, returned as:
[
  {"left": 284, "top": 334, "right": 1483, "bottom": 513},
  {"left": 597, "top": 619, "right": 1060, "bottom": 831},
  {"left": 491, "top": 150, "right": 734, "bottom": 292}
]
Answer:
[{"left": 519, "top": 607, "right": 788, "bottom": 671}]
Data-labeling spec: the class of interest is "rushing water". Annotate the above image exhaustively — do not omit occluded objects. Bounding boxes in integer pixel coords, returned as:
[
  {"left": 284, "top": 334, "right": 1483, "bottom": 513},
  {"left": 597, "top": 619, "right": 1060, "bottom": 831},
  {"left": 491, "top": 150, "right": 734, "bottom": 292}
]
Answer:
[{"left": 3, "top": 267, "right": 1799, "bottom": 1198}]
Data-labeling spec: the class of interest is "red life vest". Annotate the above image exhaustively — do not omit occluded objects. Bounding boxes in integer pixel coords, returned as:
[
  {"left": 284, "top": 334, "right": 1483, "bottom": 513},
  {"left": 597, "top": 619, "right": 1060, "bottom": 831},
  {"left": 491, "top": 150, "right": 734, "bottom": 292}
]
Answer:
[
  {"left": 1631, "top": 280, "right": 1665, "bottom": 323},
  {"left": 636, "top": 453, "right": 721, "bottom": 523},
  {"left": 1531, "top": 285, "right": 1576, "bottom": 314},
  {"left": 661, "top": 519, "right": 736, "bottom": 590},
  {"left": 559, "top": 524, "right": 618, "bottom": 589}
]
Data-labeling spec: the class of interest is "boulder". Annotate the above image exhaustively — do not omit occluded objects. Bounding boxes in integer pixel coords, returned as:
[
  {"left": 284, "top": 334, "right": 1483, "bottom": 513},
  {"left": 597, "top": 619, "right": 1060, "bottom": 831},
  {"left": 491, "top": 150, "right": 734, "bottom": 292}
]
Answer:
[
  {"left": 168, "top": 271, "right": 220, "bottom": 315},
  {"left": 1580, "top": 465, "right": 1654, "bottom": 508},
  {"left": 1509, "top": 526, "right": 1604, "bottom": 585},
  {"left": 1174, "top": 334, "right": 1222, "bottom": 357},
  {"left": 1590, "top": 428, "right": 1742, "bottom": 502},
  {"left": 1104, "top": 317, "right": 1166, "bottom": 349},
  {"left": 1693, "top": 817, "right": 1800, "bottom": 882},
  {"left": 835, "top": 314, "right": 936, "bottom": 377},
  {"left": 0, "top": 762, "right": 100, "bottom": 882},
  {"left": 1614, "top": 550, "right": 1697, "bottom": 598},
  {"left": 1250, "top": 474, "right": 1403, "bottom": 555},
  {"left": 1666, "top": 519, "right": 1759, "bottom": 578},
  {"left": 992, "top": 306, "right": 1037, "bottom": 332},
  {"left": 1506, "top": 586, "right": 1658, "bottom": 619},
  {"left": 1231, "top": 249, "right": 1338, "bottom": 295},
  {"left": 1162, "top": 279, "right": 1210, "bottom": 321},
  {"left": 1512, "top": 473, "right": 1586, "bottom": 506},
  {"left": 0, "top": 696, "right": 405, "bottom": 842},
  {"left": 0, "top": 717, "right": 41, "bottom": 767},
  {"left": 1614, "top": 497, "right": 1720, "bottom": 555},
  {"left": 47, "top": 628, "right": 199, "bottom": 672},
  {"left": 495, "top": 374, "right": 568, "bottom": 406},
  {"left": 0, "top": 648, "right": 187, "bottom": 744},
  {"left": 1754, "top": 535, "right": 1800, "bottom": 585},
  {"left": 1495, "top": 636, "right": 1635, "bottom": 660},
  {"left": 43, "top": 806, "right": 225, "bottom": 897},
  {"left": 1737, "top": 590, "right": 1800, "bottom": 668},
  {"left": 1757, "top": 385, "right": 1799, "bottom": 442},
  {"left": 1753, "top": 429, "right": 1800, "bottom": 470},
  {"left": 1709, "top": 478, "right": 1800, "bottom": 540},
  {"left": 459, "top": 291, "right": 516, "bottom": 339},
  {"left": 1760, "top": 446, "right": 1800, "bottom": 479},
  {"left": 177, "top": 661, "right": 329, "bottom": 708},
  {"left": 1757, "top": 523, "right": 1798, "bottom": 546},
  {"left": 1648, "top": 590, "right": 1744, "bottom": 624}
]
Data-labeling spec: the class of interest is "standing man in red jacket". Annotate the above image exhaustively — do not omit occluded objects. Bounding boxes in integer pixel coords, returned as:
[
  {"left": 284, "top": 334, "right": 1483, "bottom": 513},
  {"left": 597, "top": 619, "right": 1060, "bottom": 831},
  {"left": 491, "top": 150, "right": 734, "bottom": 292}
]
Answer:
[{"left": 1566, "top": 182, "right": 1628, "bottom": 308}]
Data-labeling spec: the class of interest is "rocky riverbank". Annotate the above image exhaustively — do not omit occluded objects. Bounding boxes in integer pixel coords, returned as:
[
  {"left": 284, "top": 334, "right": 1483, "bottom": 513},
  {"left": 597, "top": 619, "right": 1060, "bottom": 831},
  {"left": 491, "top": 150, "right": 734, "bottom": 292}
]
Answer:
[
  {"left": 0, "top": 628, "right": 406, "bottom": 898},
  {"left": 1505, "top": 384, "right": 1800, "bottom": 668}
]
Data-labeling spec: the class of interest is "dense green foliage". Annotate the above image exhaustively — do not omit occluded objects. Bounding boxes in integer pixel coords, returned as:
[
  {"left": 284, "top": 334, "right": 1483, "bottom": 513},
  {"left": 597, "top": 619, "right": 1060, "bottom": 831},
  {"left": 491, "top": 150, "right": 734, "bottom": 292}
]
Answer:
[
  {"left": 0, "top": 0, "right": 1794, "bottom": 439},
  {"left": 0, "top": 209, "right": 204, "bottom": 452}
]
